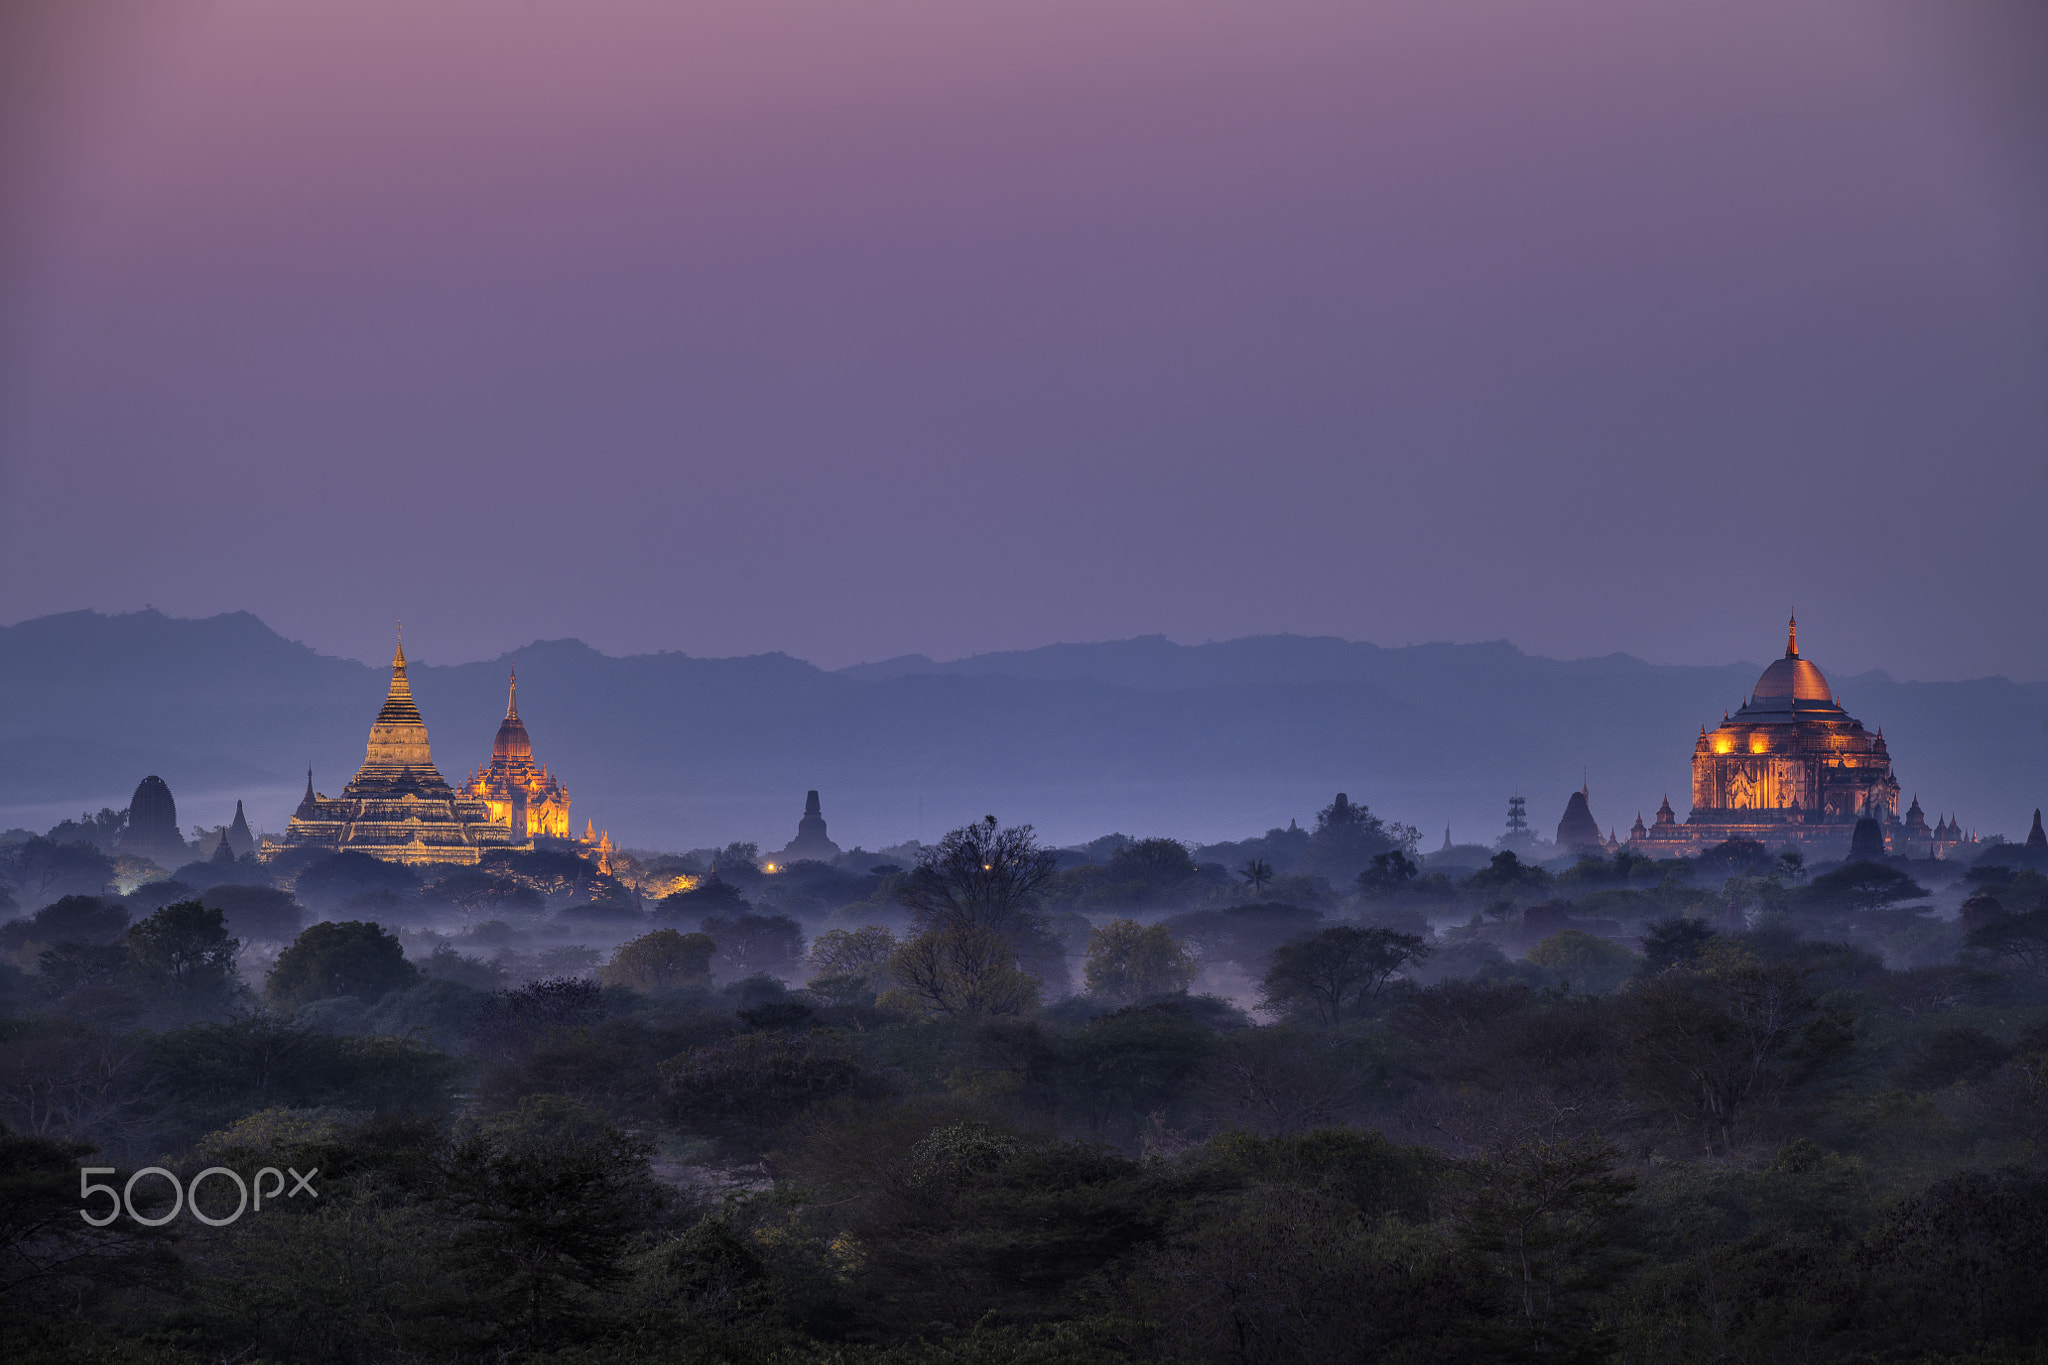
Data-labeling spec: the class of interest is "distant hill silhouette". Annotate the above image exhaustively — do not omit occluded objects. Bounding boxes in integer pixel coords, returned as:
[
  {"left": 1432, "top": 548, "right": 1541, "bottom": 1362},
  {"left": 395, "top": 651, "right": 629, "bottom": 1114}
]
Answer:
[{"left": 1, "top": 610, "right": 2040, "bottom": 852}]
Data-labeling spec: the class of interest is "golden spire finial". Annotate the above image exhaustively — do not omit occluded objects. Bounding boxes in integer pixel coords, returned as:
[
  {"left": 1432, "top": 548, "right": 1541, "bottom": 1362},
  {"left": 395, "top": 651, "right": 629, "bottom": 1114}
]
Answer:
[
  {"left": 1786, "top": 612, "right": 1797, "bottom": 658},
  {"left": 393, "top": 621, "right": 407, "bottom": 669},
  {"left": 506, "top": 670, "right": 519, "bottom": 719}
]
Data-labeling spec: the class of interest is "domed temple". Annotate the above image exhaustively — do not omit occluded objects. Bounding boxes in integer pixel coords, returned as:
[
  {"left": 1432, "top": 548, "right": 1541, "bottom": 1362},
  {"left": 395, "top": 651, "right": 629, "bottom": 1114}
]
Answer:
[
  {"left": 459, "top": 672, "right": 572, "bottom": 840},
  {"left": 277, "top": 636, "right": 518, "bottom": 866},
  {"left": 1630, "top": 618, "right": 1905, "bottom": 858}
]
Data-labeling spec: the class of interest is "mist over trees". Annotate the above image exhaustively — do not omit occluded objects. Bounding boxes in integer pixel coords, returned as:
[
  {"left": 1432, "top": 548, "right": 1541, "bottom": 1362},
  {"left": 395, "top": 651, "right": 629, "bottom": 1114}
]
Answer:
[{"left": 4, "top": 795, "right": 2048, "bottom": 1363}]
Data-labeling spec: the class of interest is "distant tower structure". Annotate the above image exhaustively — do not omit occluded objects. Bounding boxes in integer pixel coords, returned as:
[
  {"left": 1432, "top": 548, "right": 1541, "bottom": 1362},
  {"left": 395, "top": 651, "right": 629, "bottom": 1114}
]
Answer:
[
  {"left": 780, "top": 790, "right": 843, "bottom": 864},
  {"left": 278, "top": 633, "right": 517, "bottom": 866},
  {"left": 117, "top": 775, "right": 188, "bottom": 868},
  {"left": 1440, "top": 825, "right": 1453, "bottom": 853},
  {"left": 2028, "top": 809, "right": 2047, "bottom": 851},
  {"left": 1555, "top": 784, "right": 1603, "bottom": 852},
  {"left": 225, "top": 800, "right": 256, "bottom": 859},
  {"left": 1629, "top": 618, "right": 1913, "bottom": 859},
  {"left": 460, "top": 671, "right": 572, "bottom": 841},
  {"left": 1848, "top": 817, "right": 1888, "bottom": 864},
  {"left": 1500, "top": 795, "right": 1532, "bottom": 850}
]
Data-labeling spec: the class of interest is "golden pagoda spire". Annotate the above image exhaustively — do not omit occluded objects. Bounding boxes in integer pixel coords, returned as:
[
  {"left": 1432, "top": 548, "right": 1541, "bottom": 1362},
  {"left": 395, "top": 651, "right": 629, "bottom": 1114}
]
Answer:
[
  {"left": 506, "top": 669, "right": 519, "bottom": 720},
  {"left": 1786, "top": 612, "right": 1798, "bottom": 658},
  {"left": 364, "top": 625, "right": 431, "bottom": 765}
]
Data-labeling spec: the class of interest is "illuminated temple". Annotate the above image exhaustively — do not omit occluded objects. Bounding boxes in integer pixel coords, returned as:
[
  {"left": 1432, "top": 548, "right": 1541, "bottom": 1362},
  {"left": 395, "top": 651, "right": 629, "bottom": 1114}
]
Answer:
[
  {"left": 277, "top": 637, "right": 518, "bottom": 866},
  {"left": 459, "top": 672, "right": 572, "bottom": 840},
  {"left": 1630, "top": 618, "right": 1915, "bottom": 859}
]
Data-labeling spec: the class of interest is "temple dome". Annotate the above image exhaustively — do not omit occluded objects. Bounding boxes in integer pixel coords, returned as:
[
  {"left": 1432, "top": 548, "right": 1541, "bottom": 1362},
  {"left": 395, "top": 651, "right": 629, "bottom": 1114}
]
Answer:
[
  {"left": 1751, "top": 616, "right": 1833, "bottom": 703},
  {"left": 493, "top": 672, "right": 533, "bottom": 761}
]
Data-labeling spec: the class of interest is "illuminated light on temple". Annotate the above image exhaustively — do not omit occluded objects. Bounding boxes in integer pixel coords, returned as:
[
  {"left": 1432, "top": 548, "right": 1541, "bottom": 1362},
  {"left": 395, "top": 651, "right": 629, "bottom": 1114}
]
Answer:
[
  {"left": 276, "top": 633, "right": 516, "bottom": 866},
  {"left": 1631, "top": 617, "right": 1930, "bottom": 858},
  {"left": 459, "top": 671, "right": 571, "bottom": 841}
]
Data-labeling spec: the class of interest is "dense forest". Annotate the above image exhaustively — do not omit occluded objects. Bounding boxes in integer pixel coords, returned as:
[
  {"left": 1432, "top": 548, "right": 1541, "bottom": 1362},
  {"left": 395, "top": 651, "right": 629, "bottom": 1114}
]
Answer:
[{"left": 3, "top": 797, "right": 2047, "bottom": 1364}]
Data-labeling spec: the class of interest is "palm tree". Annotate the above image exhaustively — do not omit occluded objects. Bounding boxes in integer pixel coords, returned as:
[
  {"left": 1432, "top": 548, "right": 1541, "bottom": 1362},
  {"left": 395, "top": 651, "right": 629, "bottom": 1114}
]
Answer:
[{"left": 1239, "top": 858, "right": 1274, "bottom": 892}]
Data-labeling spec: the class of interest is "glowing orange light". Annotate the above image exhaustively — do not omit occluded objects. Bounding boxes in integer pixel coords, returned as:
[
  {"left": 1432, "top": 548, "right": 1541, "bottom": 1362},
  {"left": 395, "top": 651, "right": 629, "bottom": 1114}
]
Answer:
[
  {"left": 764, "top": 862, "right": 778, "bottom": 874},
  {"left": 1712, "top": 738, "right": 1734, "bottom": 755},
  {"left": 1749, "top": 735, "right": 1769, "bottom": 754}
]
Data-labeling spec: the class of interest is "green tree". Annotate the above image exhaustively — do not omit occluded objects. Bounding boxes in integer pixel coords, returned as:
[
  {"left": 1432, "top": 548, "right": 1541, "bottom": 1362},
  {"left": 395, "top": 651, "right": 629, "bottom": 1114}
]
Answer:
[
  {"left": 199, "top": 884, "right": 304, "bottom": 943},
  {"left": 1524, "top": 929, "right": 1639, "bottom": 994},
  {"left": 1453, "top": 1136, "right": 1635, "bottom": 1353},
  {"left": 1965, "top": 901, "right": 2048, "bottom": 977},
  {"left": 1260, "top": 925, "right": 1429, "bottom": 1026},
  {"left": 1083, "top": 919, "right": 1196, "bottom": 1004},
  {"left": 1102, "top": 838, "right": 1200, "bottom": 902},
  {"left": 126, "top": 900, "right": 240, "bottom": 1000},
  {"left": 266, "top": 920, "right": 418, "bottom": 1012},
  {"left": 291, "top": 851, "right": 422, "bottom": 910},
  {"left": 1619, "top": 941, "right": 1853, "bottom": 1154},
  {"left": 805, "top": 925, "right": 898, "bottom": 981},
  {"left": 438, "top": 1105, "right": 657, "bottom": 1344},
  {"left": 0, "top": 1125, "right": 170, "bottom": 1314},
  {"left": 804, "top": 925, "right": 899, "bottom": 1002},
  {"left": 1357, "top": 849, "right": 1419, "bottom": 899},
  {"left": 884, "top": 925, "right": 1041, "bottom": 1016},
  {"left": 1302, "top": 793, "right": 1401, "bottom": 881},
  {"left": 1638, "top": 915, "right": 1716, "bottom": 973},
  {"left": 1463, "top": 850, "right": 1554, "bottom": 899},
  {"left": 1239, "top": 858, "right": 1274, "bottom": 892},
  {"left": 421, "top": 871, "right": 544, "bottom": 917},
  {"left": 897, "top": 818, "right": 1068, "bottom": 992},
  {"left": 1, "top": 838, "right": 115, "bottom": 905},
  {"left": 659, "top": 1029, "right": 866, "bottom": 1137},
  {"left": 600, "top": 928, "right": 715, "bottom": 992},
  {"left": 1797, "top": 862, "right": 1930, "bottom": 922}
]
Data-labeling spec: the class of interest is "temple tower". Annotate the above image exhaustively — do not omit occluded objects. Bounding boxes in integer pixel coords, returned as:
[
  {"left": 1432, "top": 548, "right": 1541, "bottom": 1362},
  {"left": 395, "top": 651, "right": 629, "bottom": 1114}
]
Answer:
[{"left": 117, "top": 775, "right": 188, "bottom": 867}]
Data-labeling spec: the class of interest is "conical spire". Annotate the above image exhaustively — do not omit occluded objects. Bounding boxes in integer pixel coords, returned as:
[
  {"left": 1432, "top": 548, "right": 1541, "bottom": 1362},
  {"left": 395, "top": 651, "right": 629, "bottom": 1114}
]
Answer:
[
  {"left": 506, "top": 670, "right": 519, "bottom": 720},
  {"left": 362, "top": 627, "right": 434, "bottom": 769},
  {"left": 375, "top": 632, "right": 425, "bottom": 728},
  {"left": 1787, "top": 613, "right": 1798, "bottom": 658},
  {"left": 2028, "top": 809, "right": 2046, "bottom": 850}
]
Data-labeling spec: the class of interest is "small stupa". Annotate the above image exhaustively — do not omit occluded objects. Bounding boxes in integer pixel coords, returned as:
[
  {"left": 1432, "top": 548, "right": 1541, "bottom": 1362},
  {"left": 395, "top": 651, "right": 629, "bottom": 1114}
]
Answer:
[
  {"left": 779, "top": 790, "right": 843, "bottom": 864},
  {"left": 225, "top": 800, "right": 256, "bottom": 858}
]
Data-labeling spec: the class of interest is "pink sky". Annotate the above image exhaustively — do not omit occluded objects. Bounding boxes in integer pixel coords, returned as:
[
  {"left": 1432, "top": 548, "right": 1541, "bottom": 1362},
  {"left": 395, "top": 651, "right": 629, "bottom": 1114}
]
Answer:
[{"left": 2, "top": 0, "right": 2043, "bottom": 678}]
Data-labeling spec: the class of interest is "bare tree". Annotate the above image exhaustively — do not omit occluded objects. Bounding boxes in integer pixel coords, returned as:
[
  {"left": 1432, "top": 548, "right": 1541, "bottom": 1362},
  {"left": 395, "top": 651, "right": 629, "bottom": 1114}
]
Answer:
[{"left": 895, "top": 817, "right": 1056, "bottom": 935}]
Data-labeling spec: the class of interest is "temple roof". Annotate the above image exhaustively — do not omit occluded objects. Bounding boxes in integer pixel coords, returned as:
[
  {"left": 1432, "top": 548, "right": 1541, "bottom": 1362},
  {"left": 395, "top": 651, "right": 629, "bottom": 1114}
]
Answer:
[
  {"left": 1750, "top": 615, "right": 1834, "bottom": 704},
  {"left": 375, "top": 638, "right": 425, "bottom": 726},
  {"left": 493, "top": 671, "right": 533, "bottom": 761}
]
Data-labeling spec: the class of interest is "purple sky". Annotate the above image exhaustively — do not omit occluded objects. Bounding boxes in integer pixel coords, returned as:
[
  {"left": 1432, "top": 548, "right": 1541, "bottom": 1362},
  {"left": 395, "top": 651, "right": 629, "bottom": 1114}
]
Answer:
[{"left": 3, "top": 1, "right": 2044, "bottom": 680}]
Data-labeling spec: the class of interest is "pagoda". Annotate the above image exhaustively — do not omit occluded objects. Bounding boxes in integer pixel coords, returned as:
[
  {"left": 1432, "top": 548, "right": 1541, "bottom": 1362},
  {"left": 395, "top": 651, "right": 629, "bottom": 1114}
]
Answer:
[
  {"left": 459, "top": 671, "right": 571, "bottom": 840},
  {"left": 1630, "top": 618, "right": 1904, "bottom": 859},
  {"left": 778, "top": 790, "right": 843, "bottom": 865},
  {"left": 277, "top": 634, "right": 516, "bottom": 867}
]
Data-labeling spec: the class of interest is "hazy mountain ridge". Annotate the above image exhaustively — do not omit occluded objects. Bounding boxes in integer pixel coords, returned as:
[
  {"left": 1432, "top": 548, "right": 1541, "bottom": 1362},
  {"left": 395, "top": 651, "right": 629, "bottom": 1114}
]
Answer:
[{"left": 1, "top": 610, "right": 2040, "bottom": 848}]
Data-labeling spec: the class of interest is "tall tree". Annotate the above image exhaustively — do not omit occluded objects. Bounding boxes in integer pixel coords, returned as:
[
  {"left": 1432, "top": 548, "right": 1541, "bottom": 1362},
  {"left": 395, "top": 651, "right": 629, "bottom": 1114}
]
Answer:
[
  {"left": 896, "top": 817, "right": 1057, "bottom": 935},
  {"left": 1260, "top": 925, "right": 1429, "bottom": 1026},
  {"left": 266, "top": 920, "right": 418, "bottom": 1012}
]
